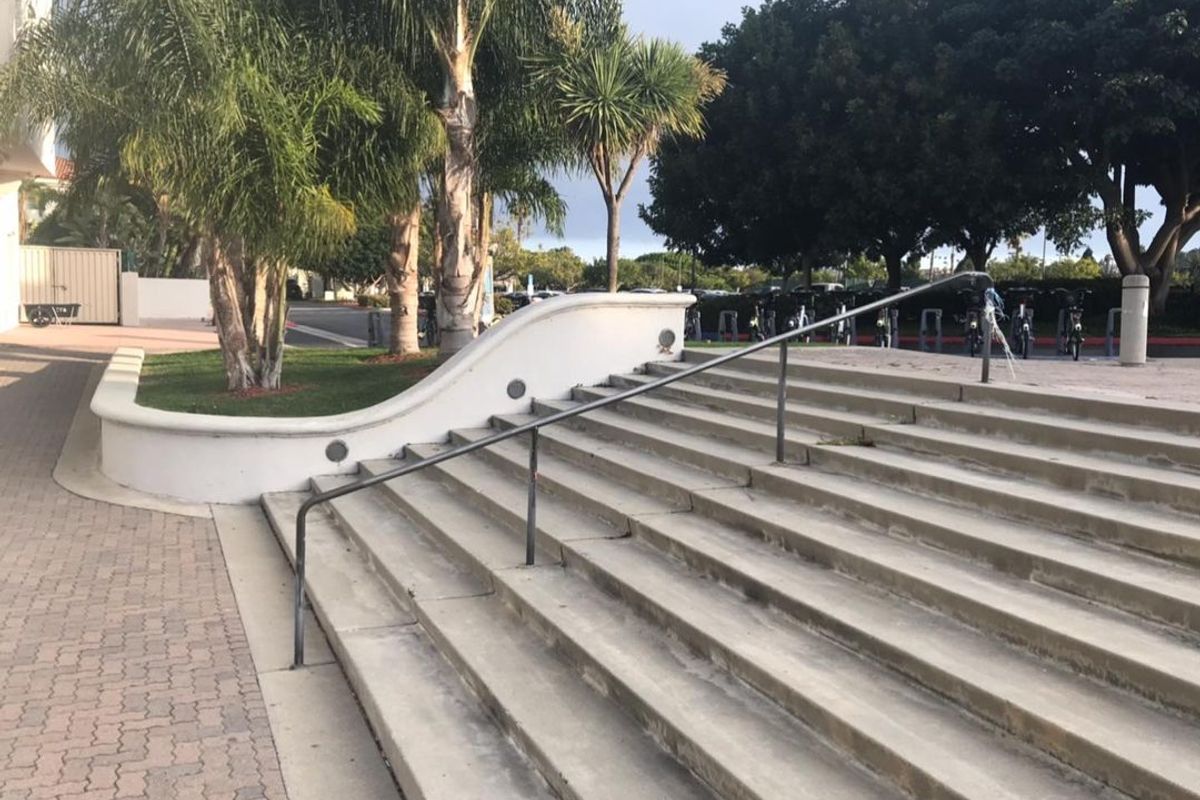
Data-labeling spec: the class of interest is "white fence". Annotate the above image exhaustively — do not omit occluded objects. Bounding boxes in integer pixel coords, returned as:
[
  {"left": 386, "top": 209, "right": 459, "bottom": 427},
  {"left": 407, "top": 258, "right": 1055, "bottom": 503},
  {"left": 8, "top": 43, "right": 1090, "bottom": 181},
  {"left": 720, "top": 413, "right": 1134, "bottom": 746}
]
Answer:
[
  {"left": 20, "top": 246, "right": 121, "bottom": 323},
  {"left": 120, "top": 274, "right": 210, "bottom": 326}
]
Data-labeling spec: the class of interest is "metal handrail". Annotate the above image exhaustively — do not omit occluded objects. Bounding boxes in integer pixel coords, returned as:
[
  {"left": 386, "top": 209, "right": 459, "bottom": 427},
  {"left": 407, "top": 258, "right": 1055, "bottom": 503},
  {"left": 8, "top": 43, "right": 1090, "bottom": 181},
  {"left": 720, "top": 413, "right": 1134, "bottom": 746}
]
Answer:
[{"left": 291, "top": 271, "right": 995, "bottom": 668}]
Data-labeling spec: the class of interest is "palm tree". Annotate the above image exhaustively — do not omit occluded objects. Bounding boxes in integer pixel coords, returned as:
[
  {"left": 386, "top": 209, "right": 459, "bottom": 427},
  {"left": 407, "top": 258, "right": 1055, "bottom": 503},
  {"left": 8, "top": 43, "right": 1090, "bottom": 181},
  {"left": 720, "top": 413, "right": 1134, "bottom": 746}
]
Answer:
[
  {"left": 531, "top": 5, "right": 726, "bottom": 291},
  {"left": 356, "top": 0, "right": 555, "bottom": 355},
  {"left": 2, "top": 0, "right": 389, "bottom": 389}
]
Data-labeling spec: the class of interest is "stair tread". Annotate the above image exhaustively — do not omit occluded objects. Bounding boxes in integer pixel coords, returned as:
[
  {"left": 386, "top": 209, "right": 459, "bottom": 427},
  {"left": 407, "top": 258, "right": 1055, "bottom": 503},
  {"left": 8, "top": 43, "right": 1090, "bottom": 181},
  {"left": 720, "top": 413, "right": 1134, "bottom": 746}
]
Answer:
[
  {"left": 419, "top": 591, "right": 716, "bottom": 800},
  {"left": 920, "top": 400, "right": 1200, "bottom": 463},
  {"left": 632, "top": 508, "right": 1200, "bottom": 792},
  {"left": 493, "top": 413, "right": 740, "bottom": 494},
  {"left": 262, "top": 492, "right": 412, "bottom": 632},
  {"left": 867, "top": 421, "right": 1200, "bottom": 494},
  {"left": 374, "top": 450, "right": 1123, "bottom": 798},
  {"left": 500, "top": 566, "right": 903, "bottom": 800},
  {"left": 579, "top": 384, "right": 832, "bottom": 444},
  {"left": 567, "top": 534, "right": 1121, "bottom": 800},
  {"left": 260, "top": 494, "right": 557, "bottom": 800},
  {"left": 449, "top": 427, "right": 683, "bottom": 517},
  {"left": 443, "top": 408, "right": 1200, "bottom": 715},
  {"left": 613, "top": 370, "right": 890, "bottom": 426},
  {"left": 521, "top": 404, "right": 1200, "bottom": 621},
  {"left": 645, "top": 360, "right": 920, "bottom": 409},
  {"left": 725, "top": 472, "right": 1200, "bottom": 695},
  {"left": 338, "top": 626, "right": 558, "bottom": 800},
  {"left": 811, "top": 442, "right": 1200, "bottom": 539},
  {"left": 380, "top": 449, "right": 620, "bottom": 545},
  {"left": 310, "top": 474, "right": 488, "bottom": 602},
  {"left": 782, "top": 465, "right": 1200, "bottom": 614},
  {"left": 536, "top": 397, "right": 768, "bottom": 471}
]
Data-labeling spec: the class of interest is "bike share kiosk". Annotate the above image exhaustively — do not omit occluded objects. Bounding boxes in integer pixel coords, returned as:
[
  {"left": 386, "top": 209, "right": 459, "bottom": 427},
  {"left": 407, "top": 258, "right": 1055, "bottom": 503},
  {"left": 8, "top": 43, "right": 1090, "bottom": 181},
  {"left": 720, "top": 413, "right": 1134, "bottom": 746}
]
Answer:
[
  {"left": 919, "top": 309, "right": 943, "bottom": 353},
  {"left": 1105, "top": 308, "right": 1122, "bottom": 358}
]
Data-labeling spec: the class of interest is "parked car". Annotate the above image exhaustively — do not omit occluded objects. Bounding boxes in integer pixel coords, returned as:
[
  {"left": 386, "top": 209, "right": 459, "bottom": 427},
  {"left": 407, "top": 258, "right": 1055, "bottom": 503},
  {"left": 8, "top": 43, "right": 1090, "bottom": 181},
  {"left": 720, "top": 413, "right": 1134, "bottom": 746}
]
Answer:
[{"left": 286, "top": 278, "right": 305, "bottom": 301}]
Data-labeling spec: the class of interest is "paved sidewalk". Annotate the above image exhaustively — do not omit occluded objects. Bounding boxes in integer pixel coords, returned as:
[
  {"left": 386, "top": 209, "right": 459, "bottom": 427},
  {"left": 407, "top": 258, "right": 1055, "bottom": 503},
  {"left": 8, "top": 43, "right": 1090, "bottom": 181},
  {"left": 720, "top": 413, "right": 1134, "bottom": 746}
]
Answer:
[{"left": 0, "top": 343, "right": 285, "bottom": 799}]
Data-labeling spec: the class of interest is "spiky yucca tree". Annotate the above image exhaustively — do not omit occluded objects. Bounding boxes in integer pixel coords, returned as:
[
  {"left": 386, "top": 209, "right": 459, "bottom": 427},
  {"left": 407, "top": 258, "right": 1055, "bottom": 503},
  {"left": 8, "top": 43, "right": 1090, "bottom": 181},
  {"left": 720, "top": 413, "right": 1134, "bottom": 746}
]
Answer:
[{"left": 531, "top": 3, "right": 726, "bottom": 291}]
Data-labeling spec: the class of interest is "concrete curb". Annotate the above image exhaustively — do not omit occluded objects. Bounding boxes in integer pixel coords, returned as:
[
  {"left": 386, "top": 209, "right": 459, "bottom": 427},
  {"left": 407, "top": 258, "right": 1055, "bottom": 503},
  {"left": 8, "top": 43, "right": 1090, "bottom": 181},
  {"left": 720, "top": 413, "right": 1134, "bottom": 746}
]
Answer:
[{"left": 53, "top": 363, "right": 214, "bottom": 519}]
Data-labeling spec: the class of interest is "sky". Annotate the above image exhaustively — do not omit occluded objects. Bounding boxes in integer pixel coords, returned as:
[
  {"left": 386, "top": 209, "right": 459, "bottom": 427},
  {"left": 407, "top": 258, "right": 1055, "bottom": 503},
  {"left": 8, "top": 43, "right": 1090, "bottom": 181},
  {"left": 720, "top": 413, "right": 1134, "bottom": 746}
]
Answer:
[{"left": 523, "top": 0, "right": 1163, "bottom": 268}]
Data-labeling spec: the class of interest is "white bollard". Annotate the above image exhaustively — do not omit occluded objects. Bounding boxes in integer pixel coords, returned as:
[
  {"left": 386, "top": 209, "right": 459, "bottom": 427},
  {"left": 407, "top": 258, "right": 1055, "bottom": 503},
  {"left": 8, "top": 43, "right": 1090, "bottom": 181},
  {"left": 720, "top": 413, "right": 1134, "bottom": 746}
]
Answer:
[{"left": 1119, "top": 274, "right": 1150, "bottom": 367}]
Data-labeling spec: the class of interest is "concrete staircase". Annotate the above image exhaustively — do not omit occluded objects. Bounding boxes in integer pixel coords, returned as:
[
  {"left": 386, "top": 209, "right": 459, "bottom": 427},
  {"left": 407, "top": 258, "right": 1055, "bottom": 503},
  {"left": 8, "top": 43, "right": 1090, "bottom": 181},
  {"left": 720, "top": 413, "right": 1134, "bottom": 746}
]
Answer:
[{"left": 262, "top": 349, "right": 1200, "bottom": 800}]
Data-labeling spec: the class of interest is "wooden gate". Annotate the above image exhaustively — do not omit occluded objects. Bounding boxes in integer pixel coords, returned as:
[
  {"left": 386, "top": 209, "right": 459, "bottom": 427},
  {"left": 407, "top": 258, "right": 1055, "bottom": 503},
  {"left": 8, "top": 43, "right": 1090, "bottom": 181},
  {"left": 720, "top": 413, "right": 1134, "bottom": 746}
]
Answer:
[{"left": 19, "top": 247, "right": 121, "bottom": 324}]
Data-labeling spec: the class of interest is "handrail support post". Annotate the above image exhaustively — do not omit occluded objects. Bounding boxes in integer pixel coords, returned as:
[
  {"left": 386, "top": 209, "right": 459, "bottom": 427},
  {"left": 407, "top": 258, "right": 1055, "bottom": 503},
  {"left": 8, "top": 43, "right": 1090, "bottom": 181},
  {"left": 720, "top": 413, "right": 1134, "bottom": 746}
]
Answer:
[
  {"left": 981, "top": 313, "right": 993, "bottom": 384},
  {"left": 776, "top": 339, "right": 788, "bottom": 463},
  {"left": 292, "top": 511, "right": 308, "bottom": 670},
  {"left": 526, "top": 428, "right": 539, "bottom": 566}
]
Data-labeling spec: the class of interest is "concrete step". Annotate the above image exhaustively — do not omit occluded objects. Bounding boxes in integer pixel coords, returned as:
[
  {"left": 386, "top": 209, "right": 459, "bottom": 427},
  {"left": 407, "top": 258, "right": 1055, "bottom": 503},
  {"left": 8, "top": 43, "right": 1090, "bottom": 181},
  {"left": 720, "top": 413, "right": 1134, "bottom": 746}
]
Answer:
[
  {"left": 682, "top": 348, "right": 1200, "bottom": 436},
  {"left": 916, "top": 401, "right": 1200, "bottom": 470},
  {"left": 609, "top": 370, "right": 883, "bottom": 439},
  {"left": 446, "top": 429, "right": 685, "bottom": 526},
  {"left": 622, "top": 368, "right": 1200, "bottom": 513},
  {"left": 697, "top": 478, "right": 1200, "bottom": 717},
  {"left": 748, "top": 464, "right": 1200, "bottom": 637},
  {"left": 958, "top": 380, "right": 1200, "bottom": 437},
  {"left": 804, "top": 442, "right": 1200, "bottom": 565},
  {"left": 569, "top": 385, "right": 822, "bottom": 457},
  {"left": 533, "top": 399, "right": 766, "bottom": 483},
  {"left": 462, "top": 414, "right": 1200, "bottom": 718},
  {"left": 570, "top": 386, "right": 1200, "bottom": 564},
  {"left": 488, "top": 414, "right": 740, "bottom": 508},
  {"left": 656, "top": 356, "right": 1200, "bottom": 470},
  {"left": 642, "top": 360, "right": 920, "bottom": 420},
  {"left": 382, "top": 449, "right": 1125, "bottom": 799},
  {"left": 863, "top": 422, "right": 1200, "bottom": 515},
  {"left": 270, "top": 484, "right": 714, "bottom": 800},
  {"left": 258, "top": 492, "right": 557, "bottom": 800},
  {"left": 682, "top": 348, "right": 963, "bottom": 401},
  {"left": 533, "top": 396, "right": 1200, "bottom": 636},
  {"left": 363, "top": 460, "right": 900, "bottom": 799},
  {"left": 628, "top": 509, "right": 1200, "bottom": 800}
]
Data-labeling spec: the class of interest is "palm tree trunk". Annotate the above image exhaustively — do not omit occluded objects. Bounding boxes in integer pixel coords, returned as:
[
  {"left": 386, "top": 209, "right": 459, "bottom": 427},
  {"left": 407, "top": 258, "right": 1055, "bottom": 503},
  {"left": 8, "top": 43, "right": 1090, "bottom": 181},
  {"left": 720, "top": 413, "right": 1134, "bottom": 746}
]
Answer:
[
  {"left": 203, "top": 233, "right": 254, "bottom": 391},
  {"left": 387, "top": 202, "right": 422, "bottom": 355},
  {"left": 436, "top": 6, "right": 480, "bottom": 356},
  {"left": 606, "top": 196, "right": 621, "bottom": 292},
  {"left": 256, "top": 259, "right": 288, "bottom": 390}
]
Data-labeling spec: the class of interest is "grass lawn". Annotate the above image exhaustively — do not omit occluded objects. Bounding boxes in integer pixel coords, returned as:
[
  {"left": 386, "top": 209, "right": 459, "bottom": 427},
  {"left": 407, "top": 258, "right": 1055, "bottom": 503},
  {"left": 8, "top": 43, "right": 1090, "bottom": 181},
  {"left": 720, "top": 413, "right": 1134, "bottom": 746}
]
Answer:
[{"left": 137, "top": 348, "right": 440, "bottom": 417}]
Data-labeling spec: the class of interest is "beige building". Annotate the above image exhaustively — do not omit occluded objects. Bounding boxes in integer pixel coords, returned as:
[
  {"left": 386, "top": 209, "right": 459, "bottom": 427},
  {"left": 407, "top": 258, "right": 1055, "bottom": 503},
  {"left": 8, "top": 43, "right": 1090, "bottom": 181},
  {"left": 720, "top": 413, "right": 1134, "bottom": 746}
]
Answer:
[{"left": 0, "top": 0, "right": 56, "bottom": 331}]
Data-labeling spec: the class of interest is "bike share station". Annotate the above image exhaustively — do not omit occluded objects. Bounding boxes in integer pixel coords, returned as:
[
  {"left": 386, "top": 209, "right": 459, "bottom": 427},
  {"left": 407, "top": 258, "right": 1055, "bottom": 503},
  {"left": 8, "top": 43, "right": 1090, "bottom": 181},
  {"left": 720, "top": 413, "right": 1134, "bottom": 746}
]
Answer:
[{"left": 685, "top": 274, "right": 1153, "bottom": 366}]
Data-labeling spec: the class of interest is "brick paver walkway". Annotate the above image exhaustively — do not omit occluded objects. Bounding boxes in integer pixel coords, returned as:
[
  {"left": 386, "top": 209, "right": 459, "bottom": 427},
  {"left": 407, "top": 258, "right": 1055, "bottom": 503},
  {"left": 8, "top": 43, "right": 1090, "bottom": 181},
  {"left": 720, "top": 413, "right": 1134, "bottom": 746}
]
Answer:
[{"left": 0, "top": 344, "right": 285, "bottom": 800}]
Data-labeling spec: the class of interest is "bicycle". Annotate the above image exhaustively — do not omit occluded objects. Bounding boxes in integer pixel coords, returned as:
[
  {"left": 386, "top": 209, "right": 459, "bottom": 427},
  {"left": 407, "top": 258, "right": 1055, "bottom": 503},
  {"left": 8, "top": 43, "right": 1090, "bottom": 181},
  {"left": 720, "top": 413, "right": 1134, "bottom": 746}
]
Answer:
[
  {"left": 822, "top": 292, "right": 854, "bottom": 345},
  {"left": 957, "top": 289, "right": 986, "bottom": 357},
  {"left": 748, "top": 291, "right": 779, "bottom": 342},
  {"left": 1055, "top": 288, "right": 1092, "bottom": 361},
  {"left": 788, "top": 290, "right": 815, "bottom": 343},
  {"left": 1006, "top": 287, "right": 1039, "bottom": 359},
  {"left": 684, "top": 305, "right": 702, "bottom": 342}
]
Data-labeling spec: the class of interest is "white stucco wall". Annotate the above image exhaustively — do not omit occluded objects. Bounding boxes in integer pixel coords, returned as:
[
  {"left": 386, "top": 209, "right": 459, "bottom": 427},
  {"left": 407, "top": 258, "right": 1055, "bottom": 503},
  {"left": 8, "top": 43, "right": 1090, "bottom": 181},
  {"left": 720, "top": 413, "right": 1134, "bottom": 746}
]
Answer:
[
  {"left": 124, "top": 277, "right": 211, "bottom": 325},
  {"left": 0, "top": 181, "right": 21, "bottom": 331},
  {"left": 93, "top": 293, "right": 693, "bottom": 504}
]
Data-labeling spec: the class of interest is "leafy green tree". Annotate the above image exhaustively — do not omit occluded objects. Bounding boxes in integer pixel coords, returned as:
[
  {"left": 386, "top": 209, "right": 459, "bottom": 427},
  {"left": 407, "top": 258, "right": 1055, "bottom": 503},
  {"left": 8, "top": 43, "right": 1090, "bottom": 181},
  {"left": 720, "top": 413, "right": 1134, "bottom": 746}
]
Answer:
[
  {"left": 531, "top": 3, "right": 726, "bottom": 291},
  {"left": 639, "top": 1, "right": 879, "bottom": 283},
  {"left": 975, "top": 0, "right": 1200, "bottom": 312}
]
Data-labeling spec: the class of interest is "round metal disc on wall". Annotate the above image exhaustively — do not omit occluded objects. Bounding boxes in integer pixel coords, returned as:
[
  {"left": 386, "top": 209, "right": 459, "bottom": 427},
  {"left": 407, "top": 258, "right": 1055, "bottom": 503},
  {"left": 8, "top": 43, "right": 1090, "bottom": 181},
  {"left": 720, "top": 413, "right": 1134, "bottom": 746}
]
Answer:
[
  {"left": 507, "top": 379, "right": 527, "bottom": 400},
  {"left": 659, "top": 328, "right": 677, "bottom": 349},
  {"left": 325, "top": 439, "right": 349, "bottom": 463}
]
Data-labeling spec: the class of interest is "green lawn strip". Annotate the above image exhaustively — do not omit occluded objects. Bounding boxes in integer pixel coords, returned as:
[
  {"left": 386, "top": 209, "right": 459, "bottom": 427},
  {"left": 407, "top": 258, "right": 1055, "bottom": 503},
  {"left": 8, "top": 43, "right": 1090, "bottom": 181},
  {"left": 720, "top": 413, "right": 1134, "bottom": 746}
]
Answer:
[{"left": 137, "top": 348, "right": 439, "bottom": 417}]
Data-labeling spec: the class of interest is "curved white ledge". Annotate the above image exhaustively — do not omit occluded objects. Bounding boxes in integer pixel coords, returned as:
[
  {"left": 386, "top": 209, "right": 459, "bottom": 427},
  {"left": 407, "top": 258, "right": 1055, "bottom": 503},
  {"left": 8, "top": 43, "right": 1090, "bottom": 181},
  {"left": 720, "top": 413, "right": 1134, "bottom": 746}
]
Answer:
[{"left": 94, "top": 293, "right": 692, "bottom": 504}]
